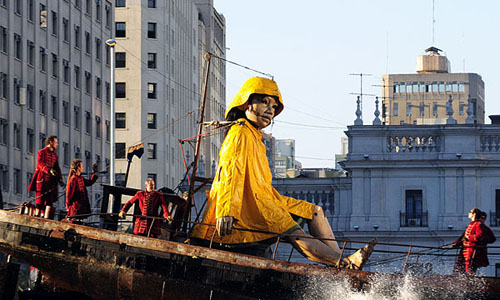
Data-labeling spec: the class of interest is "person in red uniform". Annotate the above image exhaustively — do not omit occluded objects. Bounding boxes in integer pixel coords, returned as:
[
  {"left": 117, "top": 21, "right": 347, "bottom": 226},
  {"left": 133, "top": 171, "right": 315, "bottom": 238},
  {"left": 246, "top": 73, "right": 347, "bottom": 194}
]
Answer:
[
  {"left": 28, "top": 135, "right": 64, "bottom": 218},
  {"left": 65, "top": 159, "right": 99, "bottom": 223},
  {"left": 451, "top": 208, "right": 496, "bottom": 275},
  {"left": 118, "top": 178, "right": 173, "bottom": 237}
]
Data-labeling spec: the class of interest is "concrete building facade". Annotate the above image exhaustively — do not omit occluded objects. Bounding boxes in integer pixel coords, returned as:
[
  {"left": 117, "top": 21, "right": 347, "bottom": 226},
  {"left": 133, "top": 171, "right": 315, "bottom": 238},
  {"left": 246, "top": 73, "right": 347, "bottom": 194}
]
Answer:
[
  {"left": 382, "top": 47, "right": 485, "bottom": 125},
  {"left": 113, "top": 0, "right": 225, "bottom": 191},
  {"left": 0, "top": 0, "right": 113, "bottom": 209}
]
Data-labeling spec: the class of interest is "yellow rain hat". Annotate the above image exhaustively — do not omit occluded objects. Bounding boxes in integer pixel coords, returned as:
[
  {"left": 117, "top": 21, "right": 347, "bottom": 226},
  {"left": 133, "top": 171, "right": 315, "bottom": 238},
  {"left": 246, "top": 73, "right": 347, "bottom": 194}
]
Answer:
[{"left": 225, "top": 77, "right": 284, "bottom": 119}]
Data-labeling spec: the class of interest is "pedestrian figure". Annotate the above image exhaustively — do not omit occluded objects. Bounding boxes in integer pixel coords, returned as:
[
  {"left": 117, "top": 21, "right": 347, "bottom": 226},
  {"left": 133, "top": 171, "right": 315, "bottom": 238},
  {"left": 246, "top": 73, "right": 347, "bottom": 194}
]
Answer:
[{"left": 66, "top": 159, "right": 99, "bottom": 223}]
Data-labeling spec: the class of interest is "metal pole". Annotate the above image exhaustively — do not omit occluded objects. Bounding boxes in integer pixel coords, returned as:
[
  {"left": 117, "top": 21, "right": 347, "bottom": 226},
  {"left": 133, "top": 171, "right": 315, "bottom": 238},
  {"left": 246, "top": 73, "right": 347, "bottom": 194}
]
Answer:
[
  {"left": 106, "top": 39, "right": 116, "bottom": 186},
  {"left": 402, "top": 246, "right": 412, "bottom": 273}
]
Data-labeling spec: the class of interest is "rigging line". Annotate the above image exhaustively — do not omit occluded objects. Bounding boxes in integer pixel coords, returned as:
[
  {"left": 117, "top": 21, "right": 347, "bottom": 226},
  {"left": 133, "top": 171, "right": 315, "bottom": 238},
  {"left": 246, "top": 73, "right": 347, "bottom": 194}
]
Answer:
[
  {"left": 209, "top": 52, "right": 274, "bottom": 79},
  {"left": 274, "top": 120, "right": 345, "bottom": 129},
  {"left": 294, "top": 155, "right": 336, "bottom": 161},
  {"left": 285, "top": 107, "right": 349, "bottom": 126}
]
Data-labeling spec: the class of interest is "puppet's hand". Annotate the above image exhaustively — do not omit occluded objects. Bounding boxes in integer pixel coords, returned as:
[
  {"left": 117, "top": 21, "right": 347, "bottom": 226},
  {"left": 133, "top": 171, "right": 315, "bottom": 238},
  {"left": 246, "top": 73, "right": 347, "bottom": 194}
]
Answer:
[{"left": 216, "top": 216, "right": 234, "bottom": 236}]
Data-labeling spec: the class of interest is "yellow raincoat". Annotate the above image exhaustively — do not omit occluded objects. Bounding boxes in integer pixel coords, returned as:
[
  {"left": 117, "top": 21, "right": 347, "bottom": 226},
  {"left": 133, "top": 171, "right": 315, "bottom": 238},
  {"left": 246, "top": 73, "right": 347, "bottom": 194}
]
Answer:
[{"left": 191, "top": 77, "right": 315, "bottom": 245}]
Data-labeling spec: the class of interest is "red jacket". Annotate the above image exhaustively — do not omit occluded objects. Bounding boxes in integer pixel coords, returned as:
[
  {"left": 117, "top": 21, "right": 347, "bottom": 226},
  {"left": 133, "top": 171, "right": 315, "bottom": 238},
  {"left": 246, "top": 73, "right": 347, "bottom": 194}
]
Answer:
[
  {"left": 28, "top": 147, "right": 62, "bottom": 192},
  {"left": 66, "top": 173, "right": 98, "bottom": 218},
  {"left": 121, "top": 190, "right": 170, "bottom": 237},
  {"left": 463, "top": 221, "right": 496, "bottom": 268}
]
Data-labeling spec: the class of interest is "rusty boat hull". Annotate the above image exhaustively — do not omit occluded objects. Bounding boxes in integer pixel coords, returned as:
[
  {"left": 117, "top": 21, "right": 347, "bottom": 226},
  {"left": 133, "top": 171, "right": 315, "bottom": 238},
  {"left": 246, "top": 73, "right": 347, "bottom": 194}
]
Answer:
[{"left": 1, "top": 210, "right": 500, "bottom": 300}]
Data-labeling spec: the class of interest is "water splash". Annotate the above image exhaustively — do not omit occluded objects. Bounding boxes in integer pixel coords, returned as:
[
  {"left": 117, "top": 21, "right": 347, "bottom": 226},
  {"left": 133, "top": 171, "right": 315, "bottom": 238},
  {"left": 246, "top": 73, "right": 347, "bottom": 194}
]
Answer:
[{"left": 299, "top": 273, "right": 488, "bottom": 300}]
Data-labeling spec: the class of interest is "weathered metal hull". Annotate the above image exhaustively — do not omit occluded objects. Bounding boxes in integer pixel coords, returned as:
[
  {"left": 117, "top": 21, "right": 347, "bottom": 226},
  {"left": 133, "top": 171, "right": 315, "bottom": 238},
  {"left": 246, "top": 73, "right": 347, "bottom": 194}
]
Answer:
[{"left": 1, "top": 210, "right": 499, "bottom": 300}]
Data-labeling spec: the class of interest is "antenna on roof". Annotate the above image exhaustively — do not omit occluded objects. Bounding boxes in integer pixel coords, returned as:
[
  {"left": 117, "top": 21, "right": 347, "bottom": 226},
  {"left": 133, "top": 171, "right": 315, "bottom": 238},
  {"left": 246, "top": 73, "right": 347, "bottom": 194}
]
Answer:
[
  {"left": 432, "top": 0, "right": 436, "bottom": 45},
  {"left": 349, "top": 73, "right": 374, "bottom": 119}
]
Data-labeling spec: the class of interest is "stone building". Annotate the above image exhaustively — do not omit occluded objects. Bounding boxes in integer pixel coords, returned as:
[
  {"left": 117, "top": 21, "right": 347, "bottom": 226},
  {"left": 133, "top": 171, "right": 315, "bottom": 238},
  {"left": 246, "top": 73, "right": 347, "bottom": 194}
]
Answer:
[
  {"left": 0, "top": 0, "right": 113, "bottom": 209},
  {"left": 382, "top": 47, "right": 485, "bottom": 125},
  {"left": 113, "top": 0, "right": 225, "bottom": 190}
]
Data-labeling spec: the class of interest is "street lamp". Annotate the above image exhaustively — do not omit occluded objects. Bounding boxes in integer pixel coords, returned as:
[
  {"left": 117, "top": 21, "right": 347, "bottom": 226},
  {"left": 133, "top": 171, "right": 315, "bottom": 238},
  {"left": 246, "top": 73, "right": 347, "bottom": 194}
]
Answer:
[{"left": 105, "top": 39, "right": 116, "bottom": 186}]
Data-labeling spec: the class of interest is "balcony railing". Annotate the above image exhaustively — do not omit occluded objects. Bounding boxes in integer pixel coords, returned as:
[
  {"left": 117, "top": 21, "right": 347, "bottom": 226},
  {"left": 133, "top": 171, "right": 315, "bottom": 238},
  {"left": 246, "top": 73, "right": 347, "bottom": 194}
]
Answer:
[
  {"left": 490, "top": 211, "right": 500, "bottom": 227},
  {"left": 400, "top": 211, "right": 428, "bottom": 227}
]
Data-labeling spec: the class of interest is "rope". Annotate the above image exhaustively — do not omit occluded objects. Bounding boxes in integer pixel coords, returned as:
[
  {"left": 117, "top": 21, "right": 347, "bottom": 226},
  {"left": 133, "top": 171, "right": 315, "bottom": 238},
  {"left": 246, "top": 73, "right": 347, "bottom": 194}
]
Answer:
[{"left": 208, "top": 52, "right": 274, "bottom": 80}]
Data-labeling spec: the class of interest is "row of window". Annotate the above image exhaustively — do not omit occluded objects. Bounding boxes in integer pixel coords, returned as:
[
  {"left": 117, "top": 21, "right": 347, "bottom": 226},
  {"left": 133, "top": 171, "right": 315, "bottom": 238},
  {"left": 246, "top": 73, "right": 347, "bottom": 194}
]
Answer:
[
  {"left": 116, "top": 52, "right": 157, "bottom": 69},
  {"left": 115, "top": 82, "right": 157, "bottom": 99},
  {"left": 115, "top": 22, "right": 156, "bottom": 39},
  {"left": 393, "top": 82, "right": 466, "bottom": 94},
  {"left": 0, "top": 165, "right": 30, "bottom": 194},
  {"left": 115, "top": 112, "right": 156, "bottom": 129},
  {"left": 116, "top": 0, "right": 157, "bottom": 9},
  {"left": 389, "top": 100, "right": 477, "bottom": 117},
  {"left": 5, "top": 0, "right": 114, "bottom": 29},
  {"left": 115, "top": 142, "right": 157, "bottom": 160}
]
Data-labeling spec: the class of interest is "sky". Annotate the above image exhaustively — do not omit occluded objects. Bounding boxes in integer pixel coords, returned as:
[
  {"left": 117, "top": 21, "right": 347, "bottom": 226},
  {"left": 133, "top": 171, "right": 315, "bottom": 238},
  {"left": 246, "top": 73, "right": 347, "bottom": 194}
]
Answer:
[{"left": 213, "top": 0, "right": 500, "bottom": 168}]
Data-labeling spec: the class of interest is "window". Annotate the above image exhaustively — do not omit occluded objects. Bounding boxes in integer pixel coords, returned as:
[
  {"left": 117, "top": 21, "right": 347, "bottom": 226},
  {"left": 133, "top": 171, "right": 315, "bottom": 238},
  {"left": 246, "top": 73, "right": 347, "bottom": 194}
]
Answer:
[
  {"left": 446, "top": 83, "right": 452, "bottom": 93},
  {"left": 27, "top": 172, "right": 34, "bottom": 196},
  {"left": 406, "top": 84, "right": 412, "bottom": 93},
  {"left": 412, "top": 83, "right": 418, "bottom": 93},
  {"left": 85, "top": 71, "right": 91, "bottom": 93},
  {"left": 105, "top": 44, "right": 110, "bottom": 65},
  {"left": 148, "top": 143, "right": 157, "bottom": 159},
  {"left": 52, "top": 53, "right": 58, "bottom": 78},
  {"left": 432, "top": 82, "right": 438, "bottom": 93},
  {"left": 74, "top": 106, "right": 80, "bottom": 129},
  {"left": 1, "top": 26, "right": 7, "bottom": 53},
  {"left": 438, "top": 82, "right": 445, "bottom": 93},
  {"left": 14, "top": 34, "right": 22, "bottom": 60},
  {"left": 105, "top": 120, "right": 110, "bottom": 141},
  {"left": 115, "top": 112, "right": 126, "bottom": 128},
  {"left": 39, "top": 4, "right": 47, "bottom": 28},
  {"left": 116, "top": 0, "right": 125, "bottom": 7},
  {"left": 496, "top": 264, "right": 500, "bottom": 277},
  {"left": 147, "top": 22, "right": 156, "bottom": 38},
  {"left": 63, "top": 101, "right": 69, "bottom": 124},
  {"left": 116, "top": 52, "right": 126, "bottom": 68},
  {"left": 27, "top": 128, "right": 34, "bottom": 154},
  {"left": 0, "top": 73, "right": 6, "bottom": 99},
  {"left": 432, "top": 102, "right": 438, "bottom": 116},
  {"left": 74, "top": 25, "right": 81, "bottom": 48},
  {"left": 63, "top": 60, "right": 70, "bottom": 83},
  {"left": 13, "top": 169, "right": 21, "bottom": 194},
  {"left": 26, "top": 84, "right": 34, "bottom": 109},
  {"left": 147, "top": 83, "right": 156, "bottom": 99},
  {"left": 115, "top": 22, "right": 126, "bottom": 37},
  {"left": 13, "top": 78, "right": 21, "bottom": 104},
  {"left": 95, "top": 38, "right": 101, "bottom": 60},
  {"left": 96, "top": 0, "right": 101, "bottom": 21},
  {"left": 39, "top": 133, "right": 46, "bottom": 149},
  {"left": 147, "top": 113, "right": 156, "bottom": 129},
  {"left": 13, "top": 123, "right": 21, "bottom": 149},
  {"left": 51, "top": 11, "right": 57, "bottom": 35},
  {"left": 419, "top": 102, "right": 424, "bottom": 116},
  {"left": 85, "top": 0, "right": 91, "bottom": 15},
  {"left": 15, "top": 0, "right": 22, "bottom": 15},
  {"left": 0, "top": 164, "right": 8, "bottom": 192},
  {"left": 85, "top": 31, "right": 91, "bottom": 54},
  {"left": 95, "top": 116, "right": 101, "bottom": 138},
  {"left": 393, "top": 103, "right": 398, "bottom": 116},
  {"left": 39, "top": 90, "right": 46, "bottom": 115},
  {"left": 0, "top": 119, "right": 8, "bottom": 145},
  {"left": 147, "top": 52, "right": 156, "bottom": 68},
  {"left": 459, "top": 102, "right": 465, "bottom": 115},
  {"left": 147, "top": 173, "right": 157, "bottom": 183},
  {"left": 115, "top": 142, "right": 125, "bottom": 158},
  {"left": 116, "top": 82, "right": 126, "bottom": 98},
  {"left": 406, "top": 103, "right": 412, "bottom": 116},
  {"left": 148, "top": 0, "right": 156, "bottom": 8},
  {"left": 403, "top": 190, "right": 425, "bottom": 227},
  {"left": 63, "top": 142, "right": 69, "bottom": 166},
  {"left": 27, "top": 40, "right": 34, "bottom": 65},
  {"left": 105, "top": 82, "right": 110, "bottom": 103},
  {"left": 27, "top": 0, "right": 34, "bottom": 21},
  {"left": 96, "top": 77, "right": 101, "bottom": 99},
  {"left": 105, "top": 3, "right": 112, "bottom": 27},
  {"left": 74, "top": 66, "right": 80, "bottom": 88},
  {"left": 40, "top": 47, "right": 47, "bottom": 72},
  {"left": 85, "top": 111, "right": 91, "bottom": 134},
  {"left": 459, "top": 83, "right": 465, "bottom": 93},
  {"left": 115, "top": 173, "right": 125, "bottom": 187},
  {"left": 419, "top": 82, "right": 425, "bottom": 93},
  {"left": 62, "top": 18, "right": 69, "bottom": 42},
  {"left": 51, "top": 96, "right": 58, "bottom": 120},
  {"left": 452, "top": 82, "right": 459, "bottom": 93}
]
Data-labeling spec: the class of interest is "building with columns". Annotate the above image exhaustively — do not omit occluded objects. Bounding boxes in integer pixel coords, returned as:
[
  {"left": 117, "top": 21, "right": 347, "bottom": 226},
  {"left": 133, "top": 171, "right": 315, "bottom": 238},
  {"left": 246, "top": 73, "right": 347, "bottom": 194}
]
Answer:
[{"left": 0, "top": 0, "right": 113, "bottom": 210}]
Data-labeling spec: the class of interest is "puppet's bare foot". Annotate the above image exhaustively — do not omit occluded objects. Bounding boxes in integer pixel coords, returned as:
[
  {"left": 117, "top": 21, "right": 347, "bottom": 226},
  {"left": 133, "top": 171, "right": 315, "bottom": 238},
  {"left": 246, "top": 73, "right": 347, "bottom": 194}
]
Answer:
[{"left": 339, "top": 238, "right": 377, "bottom": 270}]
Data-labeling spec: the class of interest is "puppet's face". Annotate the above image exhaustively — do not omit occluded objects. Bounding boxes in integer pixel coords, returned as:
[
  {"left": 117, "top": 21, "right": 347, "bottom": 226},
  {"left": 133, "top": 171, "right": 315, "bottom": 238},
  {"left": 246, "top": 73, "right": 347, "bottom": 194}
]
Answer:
[
  {"left": 145, "top": 179, "right": 155, "bottom": 192},
  {"left": 245, "top": 95, "right": 279, "bottom": 129}
]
